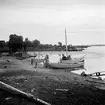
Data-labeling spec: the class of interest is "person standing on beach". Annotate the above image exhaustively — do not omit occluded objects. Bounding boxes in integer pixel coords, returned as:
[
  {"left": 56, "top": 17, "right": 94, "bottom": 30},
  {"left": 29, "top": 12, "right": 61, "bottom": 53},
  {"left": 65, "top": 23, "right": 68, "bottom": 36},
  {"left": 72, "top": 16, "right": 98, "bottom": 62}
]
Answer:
[
  {"left": 31, "top": 58, "right": 37, "bottom": 68},
  {"left": 44, "top": 54, "right": 49, "bottom": 68},
  {"left": 31, "top": 59, "right": 34, "bottom": 65},
  {"left": 34, "top": 61, "right": 37, "bottom": 68}
]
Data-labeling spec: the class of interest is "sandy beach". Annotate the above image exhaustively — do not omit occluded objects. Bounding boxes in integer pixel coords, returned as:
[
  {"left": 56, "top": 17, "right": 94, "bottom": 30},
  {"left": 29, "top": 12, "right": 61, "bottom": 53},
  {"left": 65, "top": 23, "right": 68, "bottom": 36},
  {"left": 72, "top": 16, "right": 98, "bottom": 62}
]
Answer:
[{"left": 0, "top": 56, "right": 105, "bottom": 105}]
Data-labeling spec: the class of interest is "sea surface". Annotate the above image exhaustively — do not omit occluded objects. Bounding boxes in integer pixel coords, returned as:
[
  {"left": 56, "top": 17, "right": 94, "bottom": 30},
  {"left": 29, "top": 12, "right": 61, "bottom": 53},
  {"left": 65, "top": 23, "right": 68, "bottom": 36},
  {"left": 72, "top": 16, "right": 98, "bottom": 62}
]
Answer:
[{"left": 28, "top": 46, "right": 105, "bottom": 78}]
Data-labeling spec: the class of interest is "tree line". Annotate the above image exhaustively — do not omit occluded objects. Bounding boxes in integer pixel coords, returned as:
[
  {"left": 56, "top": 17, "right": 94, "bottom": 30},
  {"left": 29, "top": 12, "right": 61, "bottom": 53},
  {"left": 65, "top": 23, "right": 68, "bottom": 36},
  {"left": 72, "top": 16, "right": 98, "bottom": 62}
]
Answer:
[{"left": 0, "top": 34, "right": 88, "bottom": 53}]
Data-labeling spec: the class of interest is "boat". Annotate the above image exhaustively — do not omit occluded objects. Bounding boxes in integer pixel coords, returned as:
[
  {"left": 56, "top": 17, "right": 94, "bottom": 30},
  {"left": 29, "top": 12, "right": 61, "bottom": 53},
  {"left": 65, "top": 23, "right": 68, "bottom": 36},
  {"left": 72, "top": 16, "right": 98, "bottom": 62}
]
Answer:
[
  {"left": 48, "top": 61, "right": 84, "bottom": 69},
  {"left": 88, "top": 71, "right": 105, "bottom": 77},
  {"left": 46, "top": 29, "right": 85, "bottom": 69},
  {"left": 60, "top": 29, "right": 85, "bottom": 64}
]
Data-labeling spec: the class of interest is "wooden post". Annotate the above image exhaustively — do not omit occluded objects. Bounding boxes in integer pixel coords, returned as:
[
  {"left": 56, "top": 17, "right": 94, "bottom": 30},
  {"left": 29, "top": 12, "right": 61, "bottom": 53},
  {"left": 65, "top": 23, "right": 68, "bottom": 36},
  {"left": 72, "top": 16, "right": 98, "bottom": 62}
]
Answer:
[{"left": 0, "top": 81, "right": 51, "bottom": 105}]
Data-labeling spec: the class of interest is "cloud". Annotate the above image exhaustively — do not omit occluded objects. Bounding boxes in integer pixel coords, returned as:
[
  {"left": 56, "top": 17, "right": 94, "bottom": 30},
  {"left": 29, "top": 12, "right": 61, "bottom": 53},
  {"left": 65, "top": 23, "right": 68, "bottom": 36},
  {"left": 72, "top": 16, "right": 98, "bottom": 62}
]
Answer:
[
  {"left": 0, "top": 5, "right": 105, "bottom": 27},
  {"left": 0, "top": 0, "right": 105, "bottom": 45},
  {"left": 0, "top": 0, "right": 105, "bottom": 9}
]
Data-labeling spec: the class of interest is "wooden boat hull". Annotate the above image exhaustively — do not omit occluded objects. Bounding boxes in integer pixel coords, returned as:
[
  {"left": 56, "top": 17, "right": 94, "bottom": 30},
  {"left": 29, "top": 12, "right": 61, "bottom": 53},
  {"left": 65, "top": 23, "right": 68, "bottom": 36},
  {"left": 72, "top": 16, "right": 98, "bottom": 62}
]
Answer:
[{"left": 48, "top": 62, "right": 84, "bottom": 69}]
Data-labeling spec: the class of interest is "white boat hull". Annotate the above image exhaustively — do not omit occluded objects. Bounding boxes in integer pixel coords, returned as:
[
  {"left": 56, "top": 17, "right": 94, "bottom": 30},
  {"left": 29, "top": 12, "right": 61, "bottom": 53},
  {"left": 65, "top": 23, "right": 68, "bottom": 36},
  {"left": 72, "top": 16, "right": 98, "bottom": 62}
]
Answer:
[
  {"left": 48, "top": 62, "right": 84, "bottom": 69},
  {"left": 61, "top": 56, "right": 84, "bottom": 64}
]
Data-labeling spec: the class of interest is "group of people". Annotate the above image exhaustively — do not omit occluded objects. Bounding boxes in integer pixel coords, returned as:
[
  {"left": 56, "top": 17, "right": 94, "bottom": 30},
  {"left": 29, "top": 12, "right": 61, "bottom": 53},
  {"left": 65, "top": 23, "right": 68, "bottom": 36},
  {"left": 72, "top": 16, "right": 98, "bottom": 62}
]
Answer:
[
  {"left": 30, "top": 53, "right": 71, "bottom": 68},
  {"left": 61, "top": 54, "right": 71, "bottom": 60},
  {"left": 31, "top": 54, "right": 49, "bottom": 68}
]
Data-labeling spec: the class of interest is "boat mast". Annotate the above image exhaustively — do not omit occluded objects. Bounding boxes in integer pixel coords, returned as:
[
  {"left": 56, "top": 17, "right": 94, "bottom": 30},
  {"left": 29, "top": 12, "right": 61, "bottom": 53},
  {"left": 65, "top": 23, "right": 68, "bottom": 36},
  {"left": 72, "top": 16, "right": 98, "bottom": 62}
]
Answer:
[{"left": 65, "top": 28, "right": 68, "bottom": 57}]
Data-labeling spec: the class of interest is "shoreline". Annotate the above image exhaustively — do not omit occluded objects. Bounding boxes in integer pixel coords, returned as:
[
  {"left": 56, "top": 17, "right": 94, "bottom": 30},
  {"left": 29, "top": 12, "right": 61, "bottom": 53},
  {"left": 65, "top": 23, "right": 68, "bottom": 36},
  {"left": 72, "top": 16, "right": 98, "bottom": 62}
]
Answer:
[{"left": 0, "top": 56, "right": 105, "bottom": 105}]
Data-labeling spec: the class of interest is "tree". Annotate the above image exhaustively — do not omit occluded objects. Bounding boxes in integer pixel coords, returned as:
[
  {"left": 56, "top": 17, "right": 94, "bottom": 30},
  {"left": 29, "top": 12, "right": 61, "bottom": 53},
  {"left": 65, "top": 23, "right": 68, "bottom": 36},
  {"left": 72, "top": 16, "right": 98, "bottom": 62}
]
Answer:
[
  {"left": 58, "top": 42, "right": 62, "bottom": 47},
  {"left": 0, "top": 41, "right": 6, "bottom": 48},
  {"left": 24, "top": 38, "right": 32, "bottom": 47},
  {"left": 8, "top": 34, "right": 23, "bottom": 53},
  {"left": 32, "top": 39, "right": 40, "bottom": 48},
  {"left": 68, "top": 44, "right": 72, "bottom": 51}
]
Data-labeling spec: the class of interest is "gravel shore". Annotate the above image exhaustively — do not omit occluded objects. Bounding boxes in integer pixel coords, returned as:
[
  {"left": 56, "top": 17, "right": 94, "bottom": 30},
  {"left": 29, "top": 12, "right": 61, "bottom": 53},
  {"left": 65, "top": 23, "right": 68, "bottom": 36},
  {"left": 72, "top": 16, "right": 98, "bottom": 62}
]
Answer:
[{"left": 0, "top": 56, "right": 105, "bottom": 105}]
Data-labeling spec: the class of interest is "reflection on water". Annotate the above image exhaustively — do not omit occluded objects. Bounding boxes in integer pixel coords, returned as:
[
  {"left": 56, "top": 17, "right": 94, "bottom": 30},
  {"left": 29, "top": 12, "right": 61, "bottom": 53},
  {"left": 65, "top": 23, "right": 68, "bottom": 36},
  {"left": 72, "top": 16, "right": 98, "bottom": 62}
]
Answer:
[{"left": 28, "top": 46, "right": 105, "bottom": 77}]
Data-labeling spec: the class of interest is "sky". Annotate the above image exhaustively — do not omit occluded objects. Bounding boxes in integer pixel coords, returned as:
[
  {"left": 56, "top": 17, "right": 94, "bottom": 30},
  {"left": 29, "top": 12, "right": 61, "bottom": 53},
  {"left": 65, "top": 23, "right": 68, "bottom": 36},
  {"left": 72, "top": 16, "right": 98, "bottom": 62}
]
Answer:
[{"left": 0, "top": 0, "right": 105, "bottom": 45}]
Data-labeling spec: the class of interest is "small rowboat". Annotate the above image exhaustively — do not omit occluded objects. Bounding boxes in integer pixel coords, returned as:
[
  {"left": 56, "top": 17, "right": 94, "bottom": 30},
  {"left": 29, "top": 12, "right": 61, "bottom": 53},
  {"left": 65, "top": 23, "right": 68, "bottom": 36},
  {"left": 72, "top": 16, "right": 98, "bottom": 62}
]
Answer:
[
  {"left": 88, "top": 71, "right": 105, "bottom": 77},
  {"left": 48, "top": 62, "right": 84, "bottom": 69}
]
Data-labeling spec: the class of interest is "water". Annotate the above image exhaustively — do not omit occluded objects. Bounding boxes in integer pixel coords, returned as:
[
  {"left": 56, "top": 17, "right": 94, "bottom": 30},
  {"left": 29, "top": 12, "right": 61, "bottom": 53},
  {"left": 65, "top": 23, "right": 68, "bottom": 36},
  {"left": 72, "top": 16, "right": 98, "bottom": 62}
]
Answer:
[
  {"left": 28, "top": 46, "right": 105, "bottom": 78},
  {"left": 73, "top": 46, "right": 105, "bottom": 75}
]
